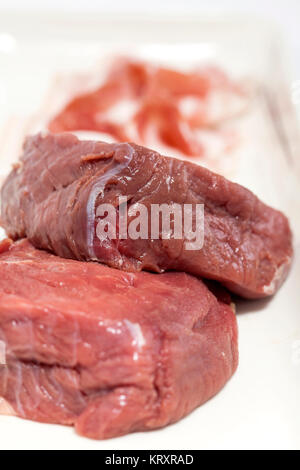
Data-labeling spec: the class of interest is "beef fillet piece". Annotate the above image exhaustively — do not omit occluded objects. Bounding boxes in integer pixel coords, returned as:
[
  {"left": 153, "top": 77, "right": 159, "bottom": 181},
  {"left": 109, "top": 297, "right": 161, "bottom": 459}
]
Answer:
[
  {"left": 0, "top": 133, "right": 293, "bottom": 298},
  {"left": 0, "top": 239, "right": 238, "bottom": 440}
]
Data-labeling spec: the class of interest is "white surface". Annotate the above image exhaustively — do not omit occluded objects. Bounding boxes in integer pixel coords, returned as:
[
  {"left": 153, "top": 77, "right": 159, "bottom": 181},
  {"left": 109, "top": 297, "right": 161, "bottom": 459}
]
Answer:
[
  {"left": 2, "top": 2, "right": 300, "bottom": 121},
  {"left": 0, "top": 0, "right": 300, "bottom": 77},
  {"left": 0, "top": 12, "right": 299, "bottom": 450}
]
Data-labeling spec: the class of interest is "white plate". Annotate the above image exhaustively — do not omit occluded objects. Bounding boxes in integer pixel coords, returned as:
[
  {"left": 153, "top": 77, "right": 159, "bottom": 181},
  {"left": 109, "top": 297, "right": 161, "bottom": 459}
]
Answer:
[{"left": 0, "top": 11, "right": 299, "bottom": 450}]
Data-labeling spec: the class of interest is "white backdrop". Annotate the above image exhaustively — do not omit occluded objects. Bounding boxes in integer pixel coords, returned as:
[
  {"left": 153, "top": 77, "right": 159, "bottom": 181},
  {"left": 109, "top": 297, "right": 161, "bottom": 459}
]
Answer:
[{"left": 0, "top": 0, "right": 299, "bottom": 77}]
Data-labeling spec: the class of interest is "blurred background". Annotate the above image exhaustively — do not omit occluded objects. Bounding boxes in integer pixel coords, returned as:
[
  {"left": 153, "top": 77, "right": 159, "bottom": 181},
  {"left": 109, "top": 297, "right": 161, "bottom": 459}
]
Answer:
[
  {"left": 0, "top": 0, "right": 299, "bottom": 111},
  {"left": 0, "top": 0, "right": 299, "bottom": 73}
]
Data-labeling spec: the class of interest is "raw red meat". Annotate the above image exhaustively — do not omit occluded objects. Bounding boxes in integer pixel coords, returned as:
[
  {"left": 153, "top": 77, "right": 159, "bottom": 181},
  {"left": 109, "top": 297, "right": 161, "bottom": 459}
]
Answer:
[
  {"left": 0, "top": 133, "right": 292, "bottom": 299},
  {"left": 0, "top": 239, "right": 238, "bottom": 440},
  {"left": 48, "top": 59, "right": 246, "bottom": 157}
]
